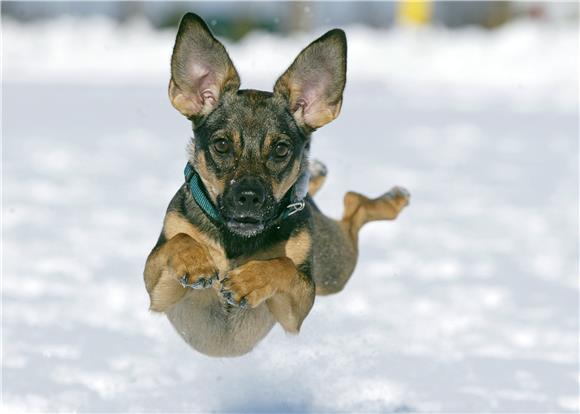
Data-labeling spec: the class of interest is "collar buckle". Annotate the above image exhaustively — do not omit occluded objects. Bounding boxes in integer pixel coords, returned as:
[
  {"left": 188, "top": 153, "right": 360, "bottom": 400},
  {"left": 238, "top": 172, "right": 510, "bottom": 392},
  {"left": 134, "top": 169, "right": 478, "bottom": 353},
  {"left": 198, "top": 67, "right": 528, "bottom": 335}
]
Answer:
[{"left": 286, "top": 200, "right": 305, "bottom": 217}]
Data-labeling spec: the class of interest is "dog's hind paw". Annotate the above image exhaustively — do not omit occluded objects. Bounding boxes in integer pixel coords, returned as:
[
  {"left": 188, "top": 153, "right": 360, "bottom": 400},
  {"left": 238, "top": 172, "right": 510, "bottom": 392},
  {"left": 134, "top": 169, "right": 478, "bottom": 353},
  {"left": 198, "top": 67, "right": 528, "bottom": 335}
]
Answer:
[
  {"left": 382, "top": 186, "right": 411, "bottom": 209},
  {"left": 308, "top": 159, "right": 328, "bottom": 197},
  {"left": 309, "top": 159, "right": 328, "bottom": 178}
]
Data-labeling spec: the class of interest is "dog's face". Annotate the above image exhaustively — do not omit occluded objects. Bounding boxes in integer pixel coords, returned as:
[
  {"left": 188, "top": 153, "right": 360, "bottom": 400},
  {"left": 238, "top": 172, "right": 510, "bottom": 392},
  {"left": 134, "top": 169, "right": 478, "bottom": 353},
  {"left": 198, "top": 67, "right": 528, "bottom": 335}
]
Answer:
[
  {"left": 187, "top": 90, "right": 310, "bottom": 237},
  {"left": 169, "top": 13, "right": 346, "bottom": 237}
]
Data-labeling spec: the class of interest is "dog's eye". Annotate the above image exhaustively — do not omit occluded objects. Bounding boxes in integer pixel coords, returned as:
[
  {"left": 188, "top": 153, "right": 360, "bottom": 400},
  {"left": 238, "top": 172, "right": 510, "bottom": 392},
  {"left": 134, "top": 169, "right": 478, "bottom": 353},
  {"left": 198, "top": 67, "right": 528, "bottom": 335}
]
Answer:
[
  {"left": 274, "top": 142, "right": 290, "bottom": 158},
  {"left": 213, "top": 139, "right": 230, "bottom": 154}
]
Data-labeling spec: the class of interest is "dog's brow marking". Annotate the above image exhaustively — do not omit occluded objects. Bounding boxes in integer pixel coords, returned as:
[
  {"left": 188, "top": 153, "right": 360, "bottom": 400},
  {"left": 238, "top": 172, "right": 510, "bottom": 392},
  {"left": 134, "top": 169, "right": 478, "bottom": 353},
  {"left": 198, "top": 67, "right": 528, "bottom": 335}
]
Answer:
[
  {"left": 260, "top": 133, "right": 268, "bottom": 154},
  {"left": 262, "top": 133, "right": 276, "bottom": 156},
  {"left": 163, "top": 211, "right": 229, "bottom": 273},
  {"left": 229, "top": 129, "right": 242, "bottom": 153}
]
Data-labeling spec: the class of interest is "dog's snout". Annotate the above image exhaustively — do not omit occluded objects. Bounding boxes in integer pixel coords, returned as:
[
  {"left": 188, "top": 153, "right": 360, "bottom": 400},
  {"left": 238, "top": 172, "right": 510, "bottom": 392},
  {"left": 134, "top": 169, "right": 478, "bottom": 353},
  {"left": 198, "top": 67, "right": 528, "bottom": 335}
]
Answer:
[
  {"left": 230, "top": 177, "right": 266, "bottom": 213},
  {"left": 236, "top": 189, "right": 264, "bottom": 208}
]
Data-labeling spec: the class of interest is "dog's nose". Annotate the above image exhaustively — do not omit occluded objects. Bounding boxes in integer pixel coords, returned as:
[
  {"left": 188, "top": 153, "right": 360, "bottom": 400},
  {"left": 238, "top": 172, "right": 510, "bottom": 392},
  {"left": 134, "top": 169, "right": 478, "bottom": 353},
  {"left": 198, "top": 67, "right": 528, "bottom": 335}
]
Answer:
[
  {"left": 236, "top": 190, "right": 264, "bottom": 208},
  {"left": 232, "top": 177, "right": 266, "bottom": 210}
]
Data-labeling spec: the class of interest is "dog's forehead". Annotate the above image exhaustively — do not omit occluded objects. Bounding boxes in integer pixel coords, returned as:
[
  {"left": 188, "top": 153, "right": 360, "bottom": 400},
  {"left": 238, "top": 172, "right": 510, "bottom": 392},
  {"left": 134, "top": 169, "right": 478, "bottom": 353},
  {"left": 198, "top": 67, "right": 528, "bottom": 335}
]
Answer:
[{"left": 219, "top": 90, "right": 290, "bottom": 138}]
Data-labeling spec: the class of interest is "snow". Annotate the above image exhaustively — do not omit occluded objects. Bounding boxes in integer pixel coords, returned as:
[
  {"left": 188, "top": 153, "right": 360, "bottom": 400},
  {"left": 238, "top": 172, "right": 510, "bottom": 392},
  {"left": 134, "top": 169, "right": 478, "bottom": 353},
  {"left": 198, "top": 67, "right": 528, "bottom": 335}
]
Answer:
[{"left": 2, "top": 16, "right": 579, "bottom": 412}]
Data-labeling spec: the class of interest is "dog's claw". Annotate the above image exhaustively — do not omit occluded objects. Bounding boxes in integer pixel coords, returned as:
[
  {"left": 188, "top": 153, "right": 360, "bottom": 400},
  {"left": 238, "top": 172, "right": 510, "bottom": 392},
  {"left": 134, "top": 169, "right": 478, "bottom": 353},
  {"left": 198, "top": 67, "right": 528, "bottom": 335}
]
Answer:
[
  {"left": 220, "top": 286, "right": 246, "bottom": 308},
  {"left": 218, "top": 275, "right": 247, "bottom": 307},
  {"left": 222, "top": 292, "right": 238, "bottom": 307},
  {"left": 180, "top": 274, "right": 215, "bottom": 289},
  {"left": 191, "top": 278, "right": 208, "bottom": 289}
]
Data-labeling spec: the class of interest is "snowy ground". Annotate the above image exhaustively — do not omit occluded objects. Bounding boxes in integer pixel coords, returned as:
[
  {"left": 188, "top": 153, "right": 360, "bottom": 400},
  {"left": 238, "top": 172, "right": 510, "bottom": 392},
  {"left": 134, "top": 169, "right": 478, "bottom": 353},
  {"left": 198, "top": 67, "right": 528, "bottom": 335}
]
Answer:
[{"left": 2, "top": 17, "right": 579, "bottom": 413}]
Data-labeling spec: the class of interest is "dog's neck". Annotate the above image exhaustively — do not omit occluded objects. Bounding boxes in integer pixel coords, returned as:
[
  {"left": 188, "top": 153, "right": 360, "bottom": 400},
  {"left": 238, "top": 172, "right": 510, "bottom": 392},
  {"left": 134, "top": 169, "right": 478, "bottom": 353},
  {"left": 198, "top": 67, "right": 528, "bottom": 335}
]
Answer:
[{"left": 184, "top": 162, "right": 308, "bottom": 228}]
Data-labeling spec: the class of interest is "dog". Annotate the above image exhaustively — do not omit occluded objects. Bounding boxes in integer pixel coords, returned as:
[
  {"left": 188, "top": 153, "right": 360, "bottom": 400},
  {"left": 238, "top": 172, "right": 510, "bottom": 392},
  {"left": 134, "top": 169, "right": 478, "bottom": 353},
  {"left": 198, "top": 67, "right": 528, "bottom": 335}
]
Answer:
[{"left": 143, "top": 13, "right": 410, "bottom": 357}]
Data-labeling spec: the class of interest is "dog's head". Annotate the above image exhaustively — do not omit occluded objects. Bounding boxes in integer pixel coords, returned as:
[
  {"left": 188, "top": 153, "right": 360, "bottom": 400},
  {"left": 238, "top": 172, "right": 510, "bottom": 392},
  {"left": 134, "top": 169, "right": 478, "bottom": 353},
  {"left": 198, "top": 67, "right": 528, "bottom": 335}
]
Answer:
[{"left": 169, "top": 13, "right": 346, "bottom": 237}]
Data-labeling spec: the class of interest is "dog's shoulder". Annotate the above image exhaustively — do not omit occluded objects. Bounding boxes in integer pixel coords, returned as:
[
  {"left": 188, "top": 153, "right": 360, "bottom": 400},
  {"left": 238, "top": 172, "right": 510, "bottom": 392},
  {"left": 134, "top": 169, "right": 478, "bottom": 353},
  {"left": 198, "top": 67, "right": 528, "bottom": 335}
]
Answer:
[{"left": 154, "top": 185, "right": 221, "bottom": 249}]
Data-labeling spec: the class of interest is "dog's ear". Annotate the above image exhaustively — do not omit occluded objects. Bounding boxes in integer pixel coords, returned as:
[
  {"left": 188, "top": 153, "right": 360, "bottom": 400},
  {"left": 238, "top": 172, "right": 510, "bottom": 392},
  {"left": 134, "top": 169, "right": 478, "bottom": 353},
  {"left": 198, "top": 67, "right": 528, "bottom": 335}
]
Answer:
[
  {"left": 169, "top": 13, "right": 240, "bottom": 120},
  {"left": 274, "top": 29, "right": 347, "bottom": 131}
]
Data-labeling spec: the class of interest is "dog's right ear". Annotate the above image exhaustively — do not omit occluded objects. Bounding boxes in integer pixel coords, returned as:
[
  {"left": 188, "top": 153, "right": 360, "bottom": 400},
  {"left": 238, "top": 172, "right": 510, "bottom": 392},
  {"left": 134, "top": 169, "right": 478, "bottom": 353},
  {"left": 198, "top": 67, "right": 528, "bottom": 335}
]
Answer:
[{"left": 169, "top": 13, "right": 240, "bottom": 120}]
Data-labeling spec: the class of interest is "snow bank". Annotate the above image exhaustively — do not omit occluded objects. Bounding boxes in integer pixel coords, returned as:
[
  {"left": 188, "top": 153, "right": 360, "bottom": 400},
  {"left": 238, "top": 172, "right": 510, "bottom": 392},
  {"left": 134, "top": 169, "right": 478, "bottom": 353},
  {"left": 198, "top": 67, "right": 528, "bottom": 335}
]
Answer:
[{"left": 3, "top": 16, "right": 578, "bottom": 110}]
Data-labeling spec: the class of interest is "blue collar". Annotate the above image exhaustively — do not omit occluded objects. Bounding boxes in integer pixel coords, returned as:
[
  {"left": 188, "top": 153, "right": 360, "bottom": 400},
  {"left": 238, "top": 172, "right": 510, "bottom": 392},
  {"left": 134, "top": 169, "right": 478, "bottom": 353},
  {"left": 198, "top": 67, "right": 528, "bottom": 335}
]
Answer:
[{"left": 184, "top": 163, "right": 306, "bottom": 225}]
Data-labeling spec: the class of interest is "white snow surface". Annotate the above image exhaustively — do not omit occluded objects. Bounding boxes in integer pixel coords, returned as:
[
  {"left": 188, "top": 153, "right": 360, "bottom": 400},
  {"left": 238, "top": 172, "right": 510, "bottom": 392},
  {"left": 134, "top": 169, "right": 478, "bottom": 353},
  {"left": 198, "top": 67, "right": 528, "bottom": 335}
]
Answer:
[{"left": 2, "top": 17, "right": 579, "bottom": 413}]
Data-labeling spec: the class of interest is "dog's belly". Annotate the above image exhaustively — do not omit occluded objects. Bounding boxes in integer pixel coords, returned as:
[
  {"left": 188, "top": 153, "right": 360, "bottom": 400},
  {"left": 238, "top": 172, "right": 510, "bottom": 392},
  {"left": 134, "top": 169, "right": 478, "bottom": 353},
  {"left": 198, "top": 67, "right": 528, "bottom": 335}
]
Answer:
[{"left": 165, "top": 288, "right": 275, "bottom": 357}]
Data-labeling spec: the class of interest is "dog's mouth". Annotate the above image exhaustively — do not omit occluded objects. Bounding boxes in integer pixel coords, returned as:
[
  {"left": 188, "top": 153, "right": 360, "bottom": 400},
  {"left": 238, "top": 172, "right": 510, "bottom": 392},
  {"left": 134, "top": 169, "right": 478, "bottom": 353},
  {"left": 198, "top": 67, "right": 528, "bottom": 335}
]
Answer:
[{"left": 226, "top": 217, "right": 265, "bottom": 237}]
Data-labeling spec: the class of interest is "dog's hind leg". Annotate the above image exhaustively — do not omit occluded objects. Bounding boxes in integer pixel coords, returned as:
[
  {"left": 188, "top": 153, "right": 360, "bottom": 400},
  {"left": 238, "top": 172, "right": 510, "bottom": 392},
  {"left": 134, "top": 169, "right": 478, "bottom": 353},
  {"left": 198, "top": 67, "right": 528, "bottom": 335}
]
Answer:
[
  {"left": 311, "top": 186, "right": 410, "bottom": 295},
  {"left": 341, "top": 187, "right": 410, "bottom": 243},
  {"left": 308, "top": 160, "right": 328, "bottom": 197}
]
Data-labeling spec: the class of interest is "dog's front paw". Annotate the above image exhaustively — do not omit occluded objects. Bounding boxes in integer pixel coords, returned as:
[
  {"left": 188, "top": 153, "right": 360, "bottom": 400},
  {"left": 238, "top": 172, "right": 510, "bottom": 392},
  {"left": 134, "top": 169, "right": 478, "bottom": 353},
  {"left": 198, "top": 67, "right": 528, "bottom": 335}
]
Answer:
[
  {"left": 219, "top": 259, "right": 294, "bottom": 308},
  {"left": 166, "top": 233, "right": 218, "bottom": 288},
  {"left": 220, "top": 263, "right": 275, "bottom": 308},
  {"left": 147, "top": 233, "right": 217, "bottom": 312}
]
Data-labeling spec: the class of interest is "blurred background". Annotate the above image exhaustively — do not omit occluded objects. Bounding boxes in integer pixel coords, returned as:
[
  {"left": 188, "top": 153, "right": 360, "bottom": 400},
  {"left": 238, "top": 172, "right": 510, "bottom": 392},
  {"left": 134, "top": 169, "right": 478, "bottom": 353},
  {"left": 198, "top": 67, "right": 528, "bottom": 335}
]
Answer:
[
  {"left": 2, "top": 1, "right": 579, "bottom": 413},
  {"left": 3, "top": 1, "right": 579, "bottom": 36}
]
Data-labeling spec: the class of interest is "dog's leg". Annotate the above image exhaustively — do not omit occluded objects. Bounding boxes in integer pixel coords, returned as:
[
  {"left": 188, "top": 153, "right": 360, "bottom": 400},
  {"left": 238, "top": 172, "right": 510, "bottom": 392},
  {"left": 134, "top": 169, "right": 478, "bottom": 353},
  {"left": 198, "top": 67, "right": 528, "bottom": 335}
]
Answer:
[
  {"left": 308, "top": 159, "right": 328, "bottom": 197},
  {"left": 341, "top": 186, "right": 410, "bottom": 243},
  {"left": 144, "top": 233, "right": 218, "bottom": 312},
  {"left": 312, "top": 186, "right": 410, "bottom": 295}
]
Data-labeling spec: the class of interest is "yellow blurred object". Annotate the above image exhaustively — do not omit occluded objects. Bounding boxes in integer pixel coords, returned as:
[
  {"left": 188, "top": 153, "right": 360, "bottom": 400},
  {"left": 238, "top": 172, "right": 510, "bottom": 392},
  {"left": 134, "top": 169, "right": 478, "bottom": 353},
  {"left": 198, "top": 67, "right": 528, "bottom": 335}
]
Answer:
[{"left": 397, "top": 0, "right": 432, "bottom": 26}]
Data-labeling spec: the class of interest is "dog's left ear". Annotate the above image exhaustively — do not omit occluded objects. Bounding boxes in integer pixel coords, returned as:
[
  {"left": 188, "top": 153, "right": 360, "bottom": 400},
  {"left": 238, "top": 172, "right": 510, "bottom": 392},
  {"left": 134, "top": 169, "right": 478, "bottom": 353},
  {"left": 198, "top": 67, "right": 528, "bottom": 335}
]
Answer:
[
  {"left": 169, "top": 13, "right": 240, "bottom": 121},
  {"left": 274, "top": 29, "right": 347, "bottom": 131}
]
